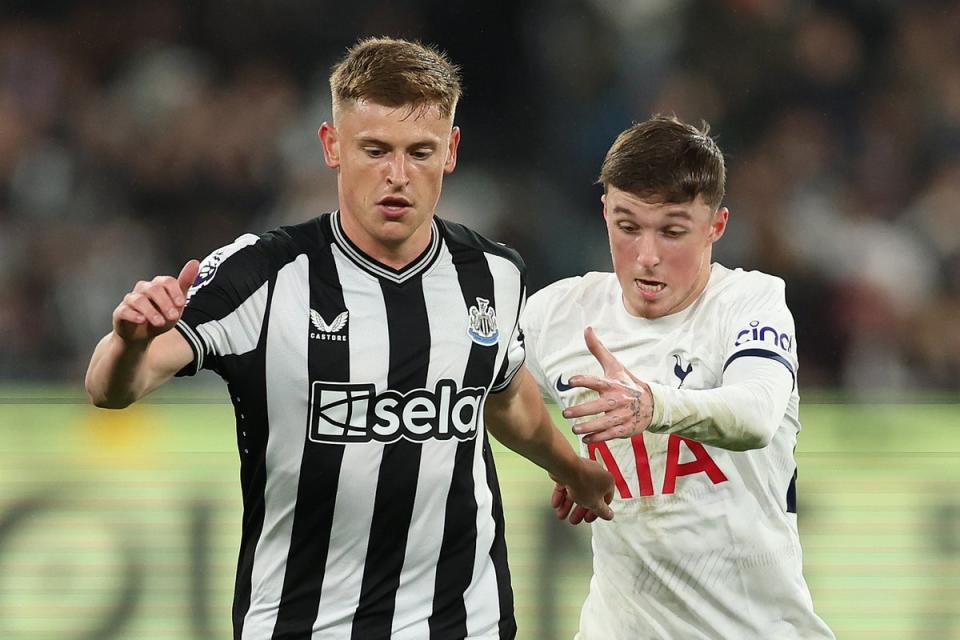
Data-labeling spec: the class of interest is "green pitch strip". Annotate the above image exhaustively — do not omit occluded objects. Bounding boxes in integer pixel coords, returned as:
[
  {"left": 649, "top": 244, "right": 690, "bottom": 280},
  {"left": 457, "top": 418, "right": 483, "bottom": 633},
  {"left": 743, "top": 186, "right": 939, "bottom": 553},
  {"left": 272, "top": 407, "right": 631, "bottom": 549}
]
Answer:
[{"left": 0, "top": 385, "right": 958, "bottom": 639}]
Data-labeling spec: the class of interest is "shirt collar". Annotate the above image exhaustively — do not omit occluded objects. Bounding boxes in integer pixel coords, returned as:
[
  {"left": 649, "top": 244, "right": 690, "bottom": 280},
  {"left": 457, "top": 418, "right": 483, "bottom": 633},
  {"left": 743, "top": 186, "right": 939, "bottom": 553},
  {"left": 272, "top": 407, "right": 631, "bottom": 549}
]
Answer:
[{"left": 330, "top": 210, "right": 443, "bottom": 284}]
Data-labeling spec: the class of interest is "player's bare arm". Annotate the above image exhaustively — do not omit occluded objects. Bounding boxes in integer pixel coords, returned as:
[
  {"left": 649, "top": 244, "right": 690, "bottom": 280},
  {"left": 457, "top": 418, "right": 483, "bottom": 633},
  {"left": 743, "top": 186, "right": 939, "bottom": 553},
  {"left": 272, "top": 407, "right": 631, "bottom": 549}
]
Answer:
[
  {"left": 85, "top": 260, "right": 199, "bottom": 408},
  {"left": 484, "top": 366, "right": 615, "bottom": 521},
  {"left": 562, "top": 326, "right": 655, "bottom": 444}
]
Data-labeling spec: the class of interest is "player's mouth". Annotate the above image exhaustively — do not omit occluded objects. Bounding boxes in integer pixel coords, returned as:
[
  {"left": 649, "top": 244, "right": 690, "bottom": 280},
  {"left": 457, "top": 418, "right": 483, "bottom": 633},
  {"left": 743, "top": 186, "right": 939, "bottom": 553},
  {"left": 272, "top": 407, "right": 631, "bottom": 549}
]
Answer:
[
  {"left": 378, "top": 196, "right": 412, "bottom": 218},
  {"left": 635, "top": 278, "right": 666, "bottom": 300}
]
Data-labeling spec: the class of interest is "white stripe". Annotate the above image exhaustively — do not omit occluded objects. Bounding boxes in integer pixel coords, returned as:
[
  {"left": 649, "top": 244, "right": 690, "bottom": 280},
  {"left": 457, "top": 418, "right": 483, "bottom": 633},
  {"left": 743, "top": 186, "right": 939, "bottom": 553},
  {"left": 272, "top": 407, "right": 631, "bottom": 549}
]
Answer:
[
  {"left": 242, "top": 255, "right": 311, "bottom": 640},
  {"left": 389, "top": 245, "right": 471, "bottom": 638},
  {"left": 194, "top": 281, "right": 268, "bottom": 358},
  {"left": 175, "top": 320, "right": 205, "bottom": 371},
  {"left": 311, "top": 247, "right": 389, "bottom": 638}
]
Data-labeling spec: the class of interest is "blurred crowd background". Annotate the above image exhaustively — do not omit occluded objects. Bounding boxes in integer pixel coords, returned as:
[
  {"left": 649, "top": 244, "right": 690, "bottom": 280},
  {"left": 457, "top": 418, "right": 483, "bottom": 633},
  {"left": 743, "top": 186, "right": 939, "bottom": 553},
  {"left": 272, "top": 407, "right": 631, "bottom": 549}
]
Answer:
[
  {"left": 1, "top": 0, "right": 959, "bottom": 394},
  {"left": 2, "top": 3, "right": 959, "bottom": 638}
]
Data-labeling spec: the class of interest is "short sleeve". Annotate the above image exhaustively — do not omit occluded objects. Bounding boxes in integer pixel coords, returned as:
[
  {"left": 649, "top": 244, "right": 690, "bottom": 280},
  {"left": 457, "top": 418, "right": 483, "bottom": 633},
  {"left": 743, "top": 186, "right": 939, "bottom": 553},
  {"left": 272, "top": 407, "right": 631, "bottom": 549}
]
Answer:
[
  {"left": 518, "top": 286, "right": 551, "bottom": 395},
  {"left": 174, "top": 233, "right": 270, "bottom": 376},
  {"left": 490, "top": 277, "right": 527, "bottom": 393},
  {"left": 720, "top": 274, "right": 798, "bottom": 389}
]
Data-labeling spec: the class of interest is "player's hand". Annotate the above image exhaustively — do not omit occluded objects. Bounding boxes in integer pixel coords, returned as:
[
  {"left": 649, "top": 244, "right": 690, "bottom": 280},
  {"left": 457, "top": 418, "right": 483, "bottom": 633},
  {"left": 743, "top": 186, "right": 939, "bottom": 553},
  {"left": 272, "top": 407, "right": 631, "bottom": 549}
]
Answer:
[
  {"left": 551, "top": 483, "right": 603, "bottom": 525},
  {"left": 562, "top": 326, "right": 654, "bottom": 444},
  {"left": 550, "top": 457, "right": 615, "bottom": 523},
  {"left": 112, "top": 260, "right": 200, "bottom": 345}
]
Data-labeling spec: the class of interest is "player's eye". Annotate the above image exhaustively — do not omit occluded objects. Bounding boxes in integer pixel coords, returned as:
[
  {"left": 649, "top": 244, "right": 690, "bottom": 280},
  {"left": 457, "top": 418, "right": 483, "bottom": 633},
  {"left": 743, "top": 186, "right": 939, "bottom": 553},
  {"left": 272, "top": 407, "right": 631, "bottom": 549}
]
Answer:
[
  {"left": 617, "top": 223, "right": 638, "bottom": 234},
  {"left": 364, "top": 147, "right": 387, "bottom": 158},
  {"left": 410, "top": 149, "right": 433, "bottom": 160},
  {"left": 662, "top": 228, "right": 687, "bottom": 239}
]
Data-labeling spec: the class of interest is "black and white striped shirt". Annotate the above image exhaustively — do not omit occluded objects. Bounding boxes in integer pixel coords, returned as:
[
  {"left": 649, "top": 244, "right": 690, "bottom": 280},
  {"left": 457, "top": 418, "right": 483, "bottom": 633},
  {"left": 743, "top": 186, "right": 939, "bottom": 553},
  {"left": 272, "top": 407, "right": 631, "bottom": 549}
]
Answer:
[{"left": 175, "top": 211, "right": 525, "bottom": 640}]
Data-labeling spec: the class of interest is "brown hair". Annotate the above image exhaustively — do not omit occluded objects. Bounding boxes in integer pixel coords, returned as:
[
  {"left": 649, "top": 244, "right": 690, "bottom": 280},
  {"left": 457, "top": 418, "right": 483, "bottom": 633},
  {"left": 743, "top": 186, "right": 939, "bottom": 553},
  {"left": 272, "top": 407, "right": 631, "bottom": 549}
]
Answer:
[
  {"left": 330, "top": 37, "right": 462, "bottom": 120},
  {"left": 598, "top": 115, "right": 726, "bottom": 209}
]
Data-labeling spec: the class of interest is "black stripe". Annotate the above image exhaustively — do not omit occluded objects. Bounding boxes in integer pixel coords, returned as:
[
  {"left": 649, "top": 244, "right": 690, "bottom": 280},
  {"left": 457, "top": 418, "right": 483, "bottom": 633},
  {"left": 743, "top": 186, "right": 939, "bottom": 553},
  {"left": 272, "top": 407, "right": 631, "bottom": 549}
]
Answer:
[
  {"left": 436, "top": 217, "right": 526, "bottom": 278},
  {"left": 786, "top": 466, "right": 797, "bottom": 514},
  {"left": 439, "top": 218, "right": 526, "bottom": 395},
  {"left": 272, "top": 240, "right": 350, "bottom": 639},
  {"left": 429, "top": 239, "right": 501, "bottom": 639},
  {"left": 229, "top": 271, "right": 277, "bottom": 640},
  {"left": 351, "top": 278, "right": 431, "bottom": 640},
  {"left": 722, "top": 348, "right": 796, "bottom": 390},
  {"left": 483, "top": 431, "right": 516, "bottom": 639}
]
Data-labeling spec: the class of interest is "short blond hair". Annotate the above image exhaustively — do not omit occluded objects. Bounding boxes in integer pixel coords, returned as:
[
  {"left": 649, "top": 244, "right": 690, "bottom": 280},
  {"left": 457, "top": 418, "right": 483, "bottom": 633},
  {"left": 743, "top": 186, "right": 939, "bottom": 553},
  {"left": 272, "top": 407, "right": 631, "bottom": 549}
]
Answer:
[{"left": 330, "top": 37, "right": 462, "bottom": 120}]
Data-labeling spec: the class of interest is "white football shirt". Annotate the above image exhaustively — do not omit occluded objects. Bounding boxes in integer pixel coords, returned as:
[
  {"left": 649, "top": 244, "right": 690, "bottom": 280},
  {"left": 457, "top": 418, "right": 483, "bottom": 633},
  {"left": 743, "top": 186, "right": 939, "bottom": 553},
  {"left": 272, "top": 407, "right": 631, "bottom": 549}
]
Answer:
[{"left": 522, "top": 263, "right": 834, "bottom": 640}]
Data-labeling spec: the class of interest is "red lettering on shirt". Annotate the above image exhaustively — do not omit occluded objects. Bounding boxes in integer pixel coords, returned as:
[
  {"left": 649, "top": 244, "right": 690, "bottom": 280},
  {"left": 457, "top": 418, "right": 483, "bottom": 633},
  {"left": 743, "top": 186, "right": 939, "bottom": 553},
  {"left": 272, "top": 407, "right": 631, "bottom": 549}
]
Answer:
[
  {"left": 662, "top": 435, "right": 728, "bottom": 494},
  {"left": 630, "top": 435, "right": 655, "bottom": 497},
  {"left": 588, "top": 442, "right": 632, "bottom": 498}
]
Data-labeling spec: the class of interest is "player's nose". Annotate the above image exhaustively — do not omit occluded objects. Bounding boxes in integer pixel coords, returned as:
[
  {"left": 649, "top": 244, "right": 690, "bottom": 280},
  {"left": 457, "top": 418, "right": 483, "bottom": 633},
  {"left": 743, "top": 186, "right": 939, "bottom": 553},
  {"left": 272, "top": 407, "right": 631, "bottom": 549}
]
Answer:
[
  {"left": 635, "top": 235, "right": 661, "bottom": 268},
  {"left": 386, "top": 153, "right": 410, "bottom": 186}
]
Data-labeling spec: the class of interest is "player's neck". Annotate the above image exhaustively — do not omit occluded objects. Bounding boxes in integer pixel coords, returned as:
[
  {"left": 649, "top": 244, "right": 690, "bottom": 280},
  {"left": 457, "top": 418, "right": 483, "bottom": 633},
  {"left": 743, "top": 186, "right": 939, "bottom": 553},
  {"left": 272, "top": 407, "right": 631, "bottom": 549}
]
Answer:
[{"left": 674, "top": 263, "right": 713, "bottom": 314}]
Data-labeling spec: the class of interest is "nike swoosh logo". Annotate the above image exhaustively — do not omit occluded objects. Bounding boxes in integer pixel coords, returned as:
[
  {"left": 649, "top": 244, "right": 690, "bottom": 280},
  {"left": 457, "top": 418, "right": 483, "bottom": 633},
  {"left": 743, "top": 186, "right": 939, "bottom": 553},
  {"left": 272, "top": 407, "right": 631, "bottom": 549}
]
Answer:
[{"left": 555, "top": 375, "right": 574, "bottom": 392}]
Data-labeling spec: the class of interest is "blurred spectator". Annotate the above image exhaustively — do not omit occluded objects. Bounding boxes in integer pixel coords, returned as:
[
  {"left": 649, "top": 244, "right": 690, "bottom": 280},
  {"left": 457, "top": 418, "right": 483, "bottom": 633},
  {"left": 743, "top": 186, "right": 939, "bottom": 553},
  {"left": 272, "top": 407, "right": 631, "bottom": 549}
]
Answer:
[{"left": 1, "top": 0, "right": 959, "bottom": 394}]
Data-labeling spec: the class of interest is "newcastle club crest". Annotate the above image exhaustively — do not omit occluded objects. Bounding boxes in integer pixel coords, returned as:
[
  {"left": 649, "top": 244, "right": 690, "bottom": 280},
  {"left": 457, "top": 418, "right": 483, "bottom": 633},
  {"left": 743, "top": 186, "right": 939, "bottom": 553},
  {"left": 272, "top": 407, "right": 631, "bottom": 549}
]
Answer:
[{"left": 467, "top": 297, "right": 499, "bottom": 346}]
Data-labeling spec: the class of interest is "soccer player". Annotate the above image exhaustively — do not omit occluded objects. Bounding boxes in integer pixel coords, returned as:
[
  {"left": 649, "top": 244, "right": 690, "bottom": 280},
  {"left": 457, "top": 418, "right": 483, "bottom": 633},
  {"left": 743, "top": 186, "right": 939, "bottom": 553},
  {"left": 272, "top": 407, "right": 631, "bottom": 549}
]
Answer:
[
  {"left": 85, "top": 37, "right": 614, "bottom": 640},
  {"left": 521, "top": 116, "right": 835, "bottom": 639}
]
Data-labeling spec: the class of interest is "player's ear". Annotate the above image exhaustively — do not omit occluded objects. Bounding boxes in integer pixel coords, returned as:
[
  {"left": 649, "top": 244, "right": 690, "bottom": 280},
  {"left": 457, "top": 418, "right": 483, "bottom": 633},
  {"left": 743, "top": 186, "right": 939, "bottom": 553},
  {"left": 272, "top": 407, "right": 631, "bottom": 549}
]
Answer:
[
  {"left": 601, "top": 193, "right": 609, "bottom": 221},
  {"left": 443, "top": 126, "right": 460, "bottom": 175},
  {"left": 709, "top": 207, "right": 730, "bottom": 242},
  {"left": 319, "top": 122, "right": 340, "bottom": 168}
]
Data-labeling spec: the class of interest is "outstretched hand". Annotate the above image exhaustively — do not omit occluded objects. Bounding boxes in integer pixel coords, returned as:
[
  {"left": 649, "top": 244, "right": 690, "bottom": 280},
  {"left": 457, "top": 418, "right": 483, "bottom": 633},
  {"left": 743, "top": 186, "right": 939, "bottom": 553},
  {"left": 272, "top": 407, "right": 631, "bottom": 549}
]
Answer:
[
  {"left": 112, "top": 260, "right": 200, "bottom": 344},
  {"left": 562, "top": 326, "right": 654, "bottom": 444}
]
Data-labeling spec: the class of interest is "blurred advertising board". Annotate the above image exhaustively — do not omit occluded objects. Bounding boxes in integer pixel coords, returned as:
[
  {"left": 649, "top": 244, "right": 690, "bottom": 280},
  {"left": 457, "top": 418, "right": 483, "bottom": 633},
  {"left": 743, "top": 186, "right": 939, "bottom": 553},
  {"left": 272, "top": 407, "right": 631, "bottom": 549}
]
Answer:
[{"left": 0, "top": 385, "right": 958, "bottom": 639}]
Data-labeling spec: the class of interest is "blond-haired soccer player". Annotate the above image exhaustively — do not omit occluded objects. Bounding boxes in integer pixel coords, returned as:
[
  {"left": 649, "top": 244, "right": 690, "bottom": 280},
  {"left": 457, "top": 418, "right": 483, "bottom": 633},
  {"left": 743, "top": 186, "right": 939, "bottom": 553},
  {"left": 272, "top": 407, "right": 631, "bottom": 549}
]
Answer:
[
  {"left": 86, "top": 37, "right": 613, "bottom": 640},
  {"left": 522, "top": 116, "right": 834, "bottom": 639}
]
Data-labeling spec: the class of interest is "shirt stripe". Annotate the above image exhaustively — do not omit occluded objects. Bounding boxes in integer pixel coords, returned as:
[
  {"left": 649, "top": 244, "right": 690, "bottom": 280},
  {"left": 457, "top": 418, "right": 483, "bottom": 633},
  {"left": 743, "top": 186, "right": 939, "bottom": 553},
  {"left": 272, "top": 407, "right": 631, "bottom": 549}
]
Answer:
[
  {"left": 243, "top": 255, "right": 312, "bottom": 640},
  {"left": 429, "top": 235, "right": 501, "bottom": 639},
  {"left": 231, "top": 273, "right": 277, "bottom": 639},
  {"left": 350, "top": 278, "right": 432, "bottom": 639},
  {"left": 723, "top": 348, "right": 796, "bottom": 389},
  {"left": 391, "top": 247, "right": 470, "bottom": 639},
  {"left": 312, "top": 248, "right": 390, "bottom": 637},
  {"left": 271, "top": 245, "right": 352, "bottom": 638}
]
